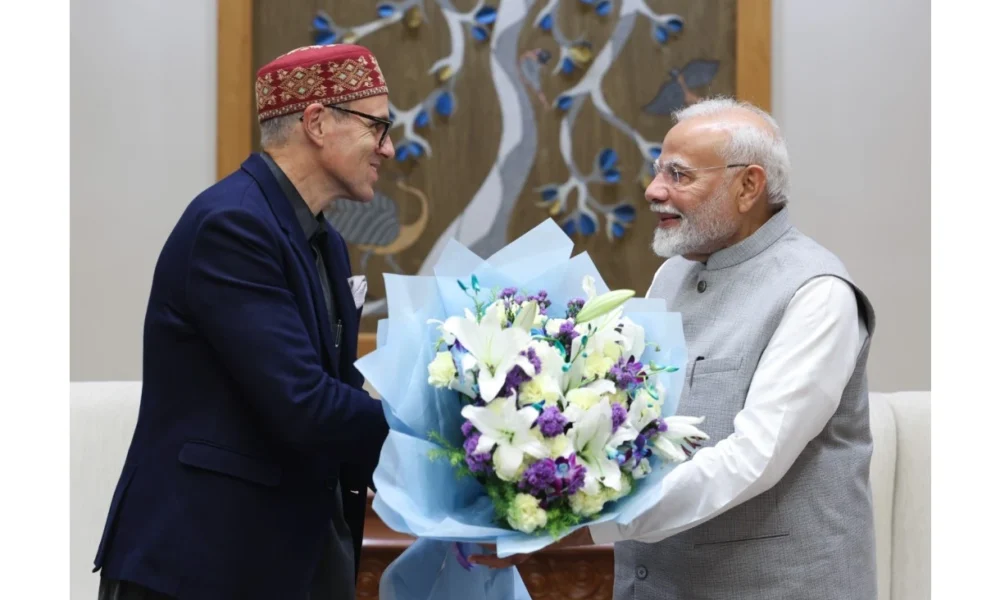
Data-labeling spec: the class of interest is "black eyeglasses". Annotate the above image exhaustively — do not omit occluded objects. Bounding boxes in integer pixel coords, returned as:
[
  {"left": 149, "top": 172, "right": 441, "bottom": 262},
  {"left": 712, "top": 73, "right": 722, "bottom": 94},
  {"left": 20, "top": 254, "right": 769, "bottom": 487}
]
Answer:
[{"left": 300, "top": 105, "right": 393, "bottom": 147}]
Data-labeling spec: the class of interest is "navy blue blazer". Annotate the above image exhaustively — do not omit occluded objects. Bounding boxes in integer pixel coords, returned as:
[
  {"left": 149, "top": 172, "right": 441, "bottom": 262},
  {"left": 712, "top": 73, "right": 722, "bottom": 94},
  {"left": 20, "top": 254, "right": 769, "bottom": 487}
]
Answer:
[{"left": 93, "top": 153, "right": 389, "bottom": 599}]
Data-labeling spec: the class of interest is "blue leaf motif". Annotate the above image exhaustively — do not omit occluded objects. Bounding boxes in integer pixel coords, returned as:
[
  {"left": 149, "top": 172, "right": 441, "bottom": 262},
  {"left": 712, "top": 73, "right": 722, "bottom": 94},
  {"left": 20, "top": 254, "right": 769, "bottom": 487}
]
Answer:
[
  {"left": 603, "top": 169, "right": 621, "bottom": 184},
  {"left": 415, "top": 109, "right": 429, "bottom": 128},
  {"left": 539, "top": 14, "right": 554, "bottom": 31},
  {"left": 314, "top": 31, "right": 337, "bottom": 45},
  {"left": 612, "top": 222, "right": 626, "bottom": 239},
  {"left": 475, "top": 6, "right": 497, "bottom": 25},
  {"left": 313, "top": 14, "right": 331, "bottom": 30},
  {"left": 666, "top": 18, "right": 684, "bottom": 34},
  {"left": 596, "top": 1, "right": 613, "bottom": 17},
  {"left": 655, "top": 25, "right": 669, "bottom": 44},
  {"left": 377, "top": 4, "right": 396, "bottom": 18},
  {"left": 540, "top": 187, "right": 559, "bottom": 201},
  {"left": 648, "top": 146, "right": 661, "bottom": 159},
  {"left": 579, "top": 0, "right": 596, "bottom": 5},
  {"left": 556, "top": 95, "right": 574, "bottom": 111},
  {"left": 435, "top": 92, "right": 454, "bottom": 117},
  {"left": 560, "top": 58, "right": 575, "bottom": 74},
  {"left": 408, "top": 142, "right": 424, "bottom": 157},
  {"left": 395, "top": 144, "right": 410, "bottom": 161},
  {"left": 471, "top": 25, "right": 489, "bottom": 42},
  {"left": 599, "top": 148, "right": 618, "bottom": 171},
  {"left": 613, "top": 205, "right": 636, "bottom": 223},
  {"left": 562, "top": 219, "right": 577, "bottom": 236},
  {"left": 580, "top": 214, "right": 597, "bottom": 236}
]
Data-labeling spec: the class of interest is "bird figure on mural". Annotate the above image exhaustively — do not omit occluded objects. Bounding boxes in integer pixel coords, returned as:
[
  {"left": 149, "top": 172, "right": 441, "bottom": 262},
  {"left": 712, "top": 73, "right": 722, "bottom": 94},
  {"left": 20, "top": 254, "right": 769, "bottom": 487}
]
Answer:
[
  {"left": 518, "top": 48, "right": 553, "bottom": 108},
  {"left": 323, "top": 178, "right": 430, "bottom": 275},
  {"left": 642, "top": 59, "right": 720, "bottom": 116}
]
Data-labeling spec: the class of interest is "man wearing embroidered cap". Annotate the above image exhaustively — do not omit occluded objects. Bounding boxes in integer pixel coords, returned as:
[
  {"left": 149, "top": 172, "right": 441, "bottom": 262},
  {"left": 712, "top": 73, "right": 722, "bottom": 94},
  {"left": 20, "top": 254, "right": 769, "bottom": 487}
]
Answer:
[{"left": 93, "top": 44, "right": 395, "bottom": 599}]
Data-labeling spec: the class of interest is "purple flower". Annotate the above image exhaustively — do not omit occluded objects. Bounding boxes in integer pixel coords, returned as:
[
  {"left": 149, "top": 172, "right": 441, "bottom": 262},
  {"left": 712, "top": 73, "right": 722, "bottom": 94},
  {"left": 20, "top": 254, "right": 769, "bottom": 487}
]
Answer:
[
  {"left": 519, "top": 459, "right": 557, "bottom": 496},
  {"left": 461, "top": 420, "right": 475, "bottom": 438},
  {"left": 463, "top": 432, "right": 493, "bottom": 474},
  {"left": 524, "top": 347, "right": 542, "bottom": 374},
  {"left": 565, "top": 297, "right": 586, "bottom": 319},
  {"left": 527, "top": 290, "right": 552, "bottom": 314},
  {"left": 553, "top": 454, "right": 586, "bottom": 497},
  {"left": 499, "top": 348, "right": 542, "bottom": 398},
  {"left": 610, "top": 356, "right": 644, "bottom": 390},
  {"left": 452, "top": 339, "right": 466, "bottom": 353},
  {"left": 554, "top": 320, "right": 579, "bottom": 352},
  {"left": 536, "top": 406, "right": 568, "bottom": 437},
  {"left": 618, "top": 434, "right": 652, "bottom": 471},
  {"left": 500, "top": 287, "right": 519, "bottom": 299},
  {"left": 500, "top": 366, "right": 532, "bottom": 397},
  {"left": 558, "top": 320, "right": 578, "bottom": 338},
  {"left": 514, "top": 295, "right": 525, "bottom": 304},
  {"left": 518, "top": 455, "right": 587, "bottom": 506},
  {"left": 611, "top": 402, "right": 627, "bottom": 432}
]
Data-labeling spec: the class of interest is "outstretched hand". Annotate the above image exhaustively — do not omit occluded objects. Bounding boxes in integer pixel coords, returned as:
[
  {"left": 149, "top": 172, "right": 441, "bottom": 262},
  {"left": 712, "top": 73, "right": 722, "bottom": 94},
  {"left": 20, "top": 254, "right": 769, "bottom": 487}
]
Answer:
[{"left": 467, "top": 526, "right": 596, "bottom": 569}]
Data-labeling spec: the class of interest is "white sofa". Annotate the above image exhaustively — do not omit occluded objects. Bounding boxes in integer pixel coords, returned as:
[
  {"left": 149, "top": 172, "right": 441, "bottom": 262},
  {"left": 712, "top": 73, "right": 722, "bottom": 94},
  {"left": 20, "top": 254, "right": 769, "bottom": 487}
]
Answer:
[{"left": 70, "top": 384, "right": 930, "bottom": 599}]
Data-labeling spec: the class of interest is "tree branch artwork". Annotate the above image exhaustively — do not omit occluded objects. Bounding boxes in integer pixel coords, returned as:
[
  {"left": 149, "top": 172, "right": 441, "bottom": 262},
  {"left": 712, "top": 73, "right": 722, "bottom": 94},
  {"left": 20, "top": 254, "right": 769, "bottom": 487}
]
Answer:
[{"left": 311, "top": 0, "right": 708, "bottom": 320}]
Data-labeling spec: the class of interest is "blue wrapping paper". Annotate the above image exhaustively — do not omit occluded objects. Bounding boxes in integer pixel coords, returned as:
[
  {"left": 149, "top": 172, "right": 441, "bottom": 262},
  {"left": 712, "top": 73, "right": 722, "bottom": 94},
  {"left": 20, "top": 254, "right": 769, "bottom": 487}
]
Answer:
[{"left": 355, "top": 219, "right": 689, "bottom": 598}]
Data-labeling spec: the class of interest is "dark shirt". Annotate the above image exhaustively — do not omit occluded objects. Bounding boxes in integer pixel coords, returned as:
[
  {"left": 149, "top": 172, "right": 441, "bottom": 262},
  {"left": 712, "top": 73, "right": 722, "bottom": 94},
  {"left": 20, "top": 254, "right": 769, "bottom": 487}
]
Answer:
[{"left": 260, "top": 151, "right": 355, "bottom": 599}]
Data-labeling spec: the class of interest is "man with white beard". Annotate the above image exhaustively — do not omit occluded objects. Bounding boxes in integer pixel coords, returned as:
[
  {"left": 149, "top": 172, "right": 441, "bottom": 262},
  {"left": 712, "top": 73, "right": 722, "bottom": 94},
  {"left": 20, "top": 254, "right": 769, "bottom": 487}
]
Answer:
[{"left": 473, "top": 97, "right": 878, "bottom": 600}]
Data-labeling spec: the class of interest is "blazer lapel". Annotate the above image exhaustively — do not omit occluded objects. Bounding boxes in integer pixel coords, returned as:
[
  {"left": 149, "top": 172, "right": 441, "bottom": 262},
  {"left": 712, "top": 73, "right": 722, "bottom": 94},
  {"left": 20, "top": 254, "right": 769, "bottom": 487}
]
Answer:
[
  {"left": 241, "top": 154, "right": 340, "bottom": 373},
  {"left": 316, "top": 227, "right": 360, "bottom": 381}
]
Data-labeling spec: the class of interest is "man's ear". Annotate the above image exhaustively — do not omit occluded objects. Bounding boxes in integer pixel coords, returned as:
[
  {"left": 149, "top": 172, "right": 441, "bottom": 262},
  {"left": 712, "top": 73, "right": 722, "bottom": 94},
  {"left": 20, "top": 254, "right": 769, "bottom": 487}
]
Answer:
[
  {"left": 736, "top": 165, "right": 767, "bottom": 214},
  {"left": 300, "top": 103, "right": 327, "bottom": 146}
]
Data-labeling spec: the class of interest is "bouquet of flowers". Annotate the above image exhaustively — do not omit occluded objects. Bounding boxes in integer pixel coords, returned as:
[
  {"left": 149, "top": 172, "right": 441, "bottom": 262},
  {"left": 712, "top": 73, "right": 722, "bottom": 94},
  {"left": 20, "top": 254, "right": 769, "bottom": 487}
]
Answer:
[
  {"left": 425, "top": 275, "right": 709, "bottom": 537},
  {"left": 356, "top": 219, "right": 706, "bottom": 599}
]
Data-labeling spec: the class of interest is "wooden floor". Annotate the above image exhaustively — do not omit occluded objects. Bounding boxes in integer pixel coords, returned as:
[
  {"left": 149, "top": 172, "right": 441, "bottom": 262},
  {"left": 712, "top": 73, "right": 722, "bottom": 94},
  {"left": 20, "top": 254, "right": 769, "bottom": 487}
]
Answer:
[{"left": 357, "top": 493, "right": 616, "bottom": 599}]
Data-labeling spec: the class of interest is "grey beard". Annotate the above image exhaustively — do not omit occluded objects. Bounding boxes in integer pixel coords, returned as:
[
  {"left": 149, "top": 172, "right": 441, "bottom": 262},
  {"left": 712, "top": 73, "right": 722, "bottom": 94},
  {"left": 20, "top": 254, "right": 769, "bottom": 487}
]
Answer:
[{"left": 651, "top": 188, "right": 738, "bottom": 258}]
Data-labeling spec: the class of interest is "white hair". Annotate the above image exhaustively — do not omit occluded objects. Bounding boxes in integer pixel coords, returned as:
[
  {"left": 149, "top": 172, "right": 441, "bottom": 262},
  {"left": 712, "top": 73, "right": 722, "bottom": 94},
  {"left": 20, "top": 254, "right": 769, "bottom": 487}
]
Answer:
[
  {"left": 258, "top": 105, "right": 351, "bottom": 149},
  {"left": 259, "top": 113, "right": 301, "bottom": 149},
  {"left": 673, "top": 97, "right": 791, "bottom": 206}
]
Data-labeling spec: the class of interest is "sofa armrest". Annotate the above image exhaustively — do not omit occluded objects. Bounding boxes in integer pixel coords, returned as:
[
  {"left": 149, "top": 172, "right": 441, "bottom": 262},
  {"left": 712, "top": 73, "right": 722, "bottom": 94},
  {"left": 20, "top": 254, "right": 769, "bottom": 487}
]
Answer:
[
  {"left": 868, "top": 392, "right": 898, "bottom": 600},
  {"left": 886, "top": 391, "right": 931, "bottom": 600}
]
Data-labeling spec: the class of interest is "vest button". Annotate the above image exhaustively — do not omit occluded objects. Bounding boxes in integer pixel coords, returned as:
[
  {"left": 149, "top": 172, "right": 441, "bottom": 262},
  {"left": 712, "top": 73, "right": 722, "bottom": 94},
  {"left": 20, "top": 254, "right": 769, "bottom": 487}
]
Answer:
[
  {"left": 697, "top": 280, "right": 707, "bottom": 293},
  {"left": 636, "top": 565, "right": 648, "bottom": 580}
]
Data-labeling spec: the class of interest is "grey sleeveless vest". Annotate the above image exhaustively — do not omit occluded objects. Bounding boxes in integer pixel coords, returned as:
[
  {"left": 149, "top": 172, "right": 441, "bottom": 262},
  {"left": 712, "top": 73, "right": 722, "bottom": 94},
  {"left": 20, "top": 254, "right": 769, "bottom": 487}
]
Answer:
[{"left": 613, "top": 208, "right": 878, "bottom": 600}]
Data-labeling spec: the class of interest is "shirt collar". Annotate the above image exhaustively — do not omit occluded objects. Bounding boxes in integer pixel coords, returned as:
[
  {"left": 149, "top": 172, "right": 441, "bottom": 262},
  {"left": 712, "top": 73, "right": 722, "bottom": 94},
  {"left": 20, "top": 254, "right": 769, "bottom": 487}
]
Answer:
[{"left": 260, "top": 151, "right": 326, "bottom": 242}]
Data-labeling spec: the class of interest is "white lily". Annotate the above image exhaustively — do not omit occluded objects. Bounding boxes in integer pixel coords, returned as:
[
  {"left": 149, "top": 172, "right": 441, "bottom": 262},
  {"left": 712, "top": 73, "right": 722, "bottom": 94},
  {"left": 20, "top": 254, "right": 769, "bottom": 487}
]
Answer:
[
  {"left": 461, "top": 395, "right": 548, "bottom": 481},
  {"left": 563, "top": 378, "right": 617, "bottom": 423},
  {"left": 582, "top": 275, "right": 598, "bottom": 300},
  {"left": 652, "top": 415, "right": 710, "bottom": 463},
  {"left": 516, "top": 340, "right": 566, "bottom": 407},
  {"left": 627, "top": 383, "right": 666, "bottom": 432},
  {"left": 570, "top": 399, "right": 637, "bottom": 493},
  {"left": 608, "top": 317, "right": 646, "bottom": 362},
  {"left": 441, "top": 302, "right": 534, "bottom": 402},
  {"left": 575, "top": 275, "right": 636, "bottom": 325}
]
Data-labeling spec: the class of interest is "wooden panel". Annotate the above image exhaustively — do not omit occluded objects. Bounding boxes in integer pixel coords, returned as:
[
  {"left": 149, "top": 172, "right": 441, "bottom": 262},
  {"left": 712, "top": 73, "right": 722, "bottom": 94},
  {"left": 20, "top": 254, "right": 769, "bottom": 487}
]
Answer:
[
  {"left": 216, "top": 0, "right": 254, "bottom": 180},
  {"left": 505, "top": 1, "right": 738, "bottom": 314},
  {"left": 736, "top": 0, "right": 772, "bottom": 112},
  {"left": 358, "top": 491, "right": 615, "bottom": 599}
]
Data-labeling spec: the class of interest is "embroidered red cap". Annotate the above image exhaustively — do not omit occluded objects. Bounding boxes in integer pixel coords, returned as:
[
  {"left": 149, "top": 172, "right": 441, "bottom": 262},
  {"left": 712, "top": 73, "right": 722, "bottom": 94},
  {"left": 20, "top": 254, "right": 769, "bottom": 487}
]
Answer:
[{"left": 254, "top": 44, "right": 389, "bottom": 122}]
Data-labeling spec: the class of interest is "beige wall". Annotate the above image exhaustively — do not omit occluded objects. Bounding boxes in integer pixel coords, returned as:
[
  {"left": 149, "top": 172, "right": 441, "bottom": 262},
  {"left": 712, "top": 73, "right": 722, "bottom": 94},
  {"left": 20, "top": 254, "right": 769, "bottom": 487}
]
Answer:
[
  {"left": 71, "top": 0, "right": 217, "bottom": 380},
  {"left": 71, "top": 0, "right": 930, "bottom": 392},
  {"left": 771, "top": 0, "right": 930, "bottom": 391}
]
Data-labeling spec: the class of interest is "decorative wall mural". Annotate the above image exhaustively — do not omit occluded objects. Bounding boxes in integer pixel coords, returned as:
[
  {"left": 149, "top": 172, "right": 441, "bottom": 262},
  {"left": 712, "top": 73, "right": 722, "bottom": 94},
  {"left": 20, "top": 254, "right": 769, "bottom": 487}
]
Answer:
[{"left": 248, "top": 0, "right": 738, "bottom": 333}]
